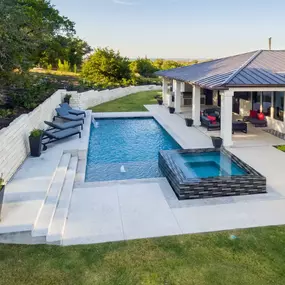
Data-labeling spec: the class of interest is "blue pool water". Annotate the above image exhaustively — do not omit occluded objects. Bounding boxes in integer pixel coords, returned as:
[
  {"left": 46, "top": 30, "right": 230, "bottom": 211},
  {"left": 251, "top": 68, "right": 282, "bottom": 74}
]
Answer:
[
  {"left": 172, "top": 152, "right": 246, "bottom": 179},
  {"left": 86, "top": 118, "right": 181, "bottom": 181}
]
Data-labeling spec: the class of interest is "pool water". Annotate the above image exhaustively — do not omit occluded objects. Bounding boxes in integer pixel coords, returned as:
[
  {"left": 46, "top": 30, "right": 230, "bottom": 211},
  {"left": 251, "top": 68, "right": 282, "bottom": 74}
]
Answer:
[
  {"left": 86, "top": 118, "right": 181, "bottom": 181},
  {"left": 173, "top": 152, "right": 246, "bottom": 179}
]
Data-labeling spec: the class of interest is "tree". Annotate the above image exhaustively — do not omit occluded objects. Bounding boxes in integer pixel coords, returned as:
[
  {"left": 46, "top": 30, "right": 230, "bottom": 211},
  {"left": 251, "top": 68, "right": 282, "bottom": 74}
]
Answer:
[
  {"left": 81, "top": 47, "right": 131, "bottom": 85},
  {"left": 129, "top": 58, "right": 157, "bottom": 77},
  {"left": 37, "top": 36, "right": 92, "bottom": 69},
  {"left": 153, "top": 59, "right": 164, "bottom": 70},
  {"left": 0, "top": 0, "right": 75, "bottom": 74}
]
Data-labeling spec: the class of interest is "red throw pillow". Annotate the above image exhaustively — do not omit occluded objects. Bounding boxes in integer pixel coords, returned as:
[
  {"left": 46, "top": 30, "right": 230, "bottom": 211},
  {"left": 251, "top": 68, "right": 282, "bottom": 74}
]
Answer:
[
  {"left": 257, "top": 113, "right": 265, "bottom": 120},
  {"left": 250, "top": 110, "right": 258, "bottom": 118},
  {"left": 207, "top": 115, "right": 216, "bottom": 124}
]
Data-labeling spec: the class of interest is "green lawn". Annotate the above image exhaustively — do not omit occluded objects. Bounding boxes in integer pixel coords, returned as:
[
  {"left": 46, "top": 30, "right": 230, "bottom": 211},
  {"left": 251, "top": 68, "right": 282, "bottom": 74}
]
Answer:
[
  {"left": 90, "top": 90, "right": 161, "bottom": 112},
  {"left": 1, "top": 226, "right": 285, "bottom": 284}
]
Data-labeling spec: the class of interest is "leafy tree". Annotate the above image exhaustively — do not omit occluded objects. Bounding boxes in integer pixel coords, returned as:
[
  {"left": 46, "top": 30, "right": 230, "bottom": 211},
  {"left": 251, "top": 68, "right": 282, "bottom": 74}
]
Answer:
[
  {"left": 81, "top": 47, "right": 131, "bottom": 85},
  {"left": 130, "top": 58, "right": 157, "bottom": 77},
  {"left": 153, "top": 59, "right": 164, "bottom": 70},
  {"left": 0, "top": 0, "right": 75, "bottom": 74},
  {"left": 37, "top": 36, "right": 92, "bottom": 69}
]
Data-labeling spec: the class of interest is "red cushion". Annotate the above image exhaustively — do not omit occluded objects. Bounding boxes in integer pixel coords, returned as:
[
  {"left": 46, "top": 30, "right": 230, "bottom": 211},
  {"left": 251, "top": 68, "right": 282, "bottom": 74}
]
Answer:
[
  {"left": 207, "top": 115, "right": 216, "bottom": 124},
  {"left": 207, "top": 115, "right": 216, "bottom": 121},
  {"left": 257, "top": 113, "right": 265, "bottom": 120},
  {"left": 250, "top": 110, "right": 258, "bottom": 118}
]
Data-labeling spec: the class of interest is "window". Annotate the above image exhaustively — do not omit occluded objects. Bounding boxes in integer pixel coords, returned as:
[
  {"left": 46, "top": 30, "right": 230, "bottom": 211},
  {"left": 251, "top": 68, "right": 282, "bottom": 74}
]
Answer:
[
  {"left": 252, "top": 92, "right": 261, "bottom": 111},
  {"left": 262, "top": 92, "right": 272, "bottom": 116},
  {"left": 273, "top": 92, "right": 284, "bottom": 121}
]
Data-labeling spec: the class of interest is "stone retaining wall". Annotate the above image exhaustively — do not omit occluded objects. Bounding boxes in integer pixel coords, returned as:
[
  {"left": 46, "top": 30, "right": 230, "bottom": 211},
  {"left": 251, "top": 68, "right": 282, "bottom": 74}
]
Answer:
[
  {"left": 0, "top": 90, "right": 66, "bottom": 182},
  {"left": 70, "top": 85, "right": 162, "bottom": 110}
]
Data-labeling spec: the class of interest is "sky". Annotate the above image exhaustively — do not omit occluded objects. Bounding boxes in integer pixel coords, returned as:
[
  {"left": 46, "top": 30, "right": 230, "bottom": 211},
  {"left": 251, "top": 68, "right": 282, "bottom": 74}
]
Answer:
[{"left": 51, "top": 0, "right": 285, "bottom": 59}]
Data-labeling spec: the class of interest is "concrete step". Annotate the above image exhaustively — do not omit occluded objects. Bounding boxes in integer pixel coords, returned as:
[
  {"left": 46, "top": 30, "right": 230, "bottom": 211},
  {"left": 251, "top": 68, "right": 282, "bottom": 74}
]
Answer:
[
  {"left": 46, "top": 156, "right": 78, "bottom": 243},
  {"left": 32, "top": 153, "right": 71, "bottom": 237}
]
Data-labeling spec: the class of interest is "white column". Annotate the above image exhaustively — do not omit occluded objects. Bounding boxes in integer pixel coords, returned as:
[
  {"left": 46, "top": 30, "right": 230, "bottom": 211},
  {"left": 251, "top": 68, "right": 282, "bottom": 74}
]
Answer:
[
  {"left": 162, "top": 78, "right": 168, "bottom": 105},
  {"left": 283, "top": 92, "right": 285, "bottom": 122},
  {"left": 220, "top": 94, "right": 225, "bottom": 140},
  {"left": 213, "top": 90, "right": 218, "bottom": 106},
  {"left": 192, "top": 85, "right": 201, "bottom": 126},
  {"left": 174, "top": 80, "right": 181, "bottom": 113},
  {"left": 270, "top": 91, "right": 274, "bottom": 118},
  {"left": 221, "top": 90, "right": 234, "bottom": 147}
]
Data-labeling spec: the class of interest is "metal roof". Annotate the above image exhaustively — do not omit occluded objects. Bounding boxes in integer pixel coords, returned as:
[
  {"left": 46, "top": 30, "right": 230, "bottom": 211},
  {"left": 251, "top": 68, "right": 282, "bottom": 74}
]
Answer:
[{"left": 156, "top": 50, "right": 285, "bottom": 89}]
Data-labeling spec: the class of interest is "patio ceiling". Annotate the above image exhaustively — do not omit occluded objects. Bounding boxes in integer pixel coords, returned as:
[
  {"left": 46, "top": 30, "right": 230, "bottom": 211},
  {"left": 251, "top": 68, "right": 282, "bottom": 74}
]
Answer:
[{"left": 156, "top": 50, "right": 285, "bottom": 90}]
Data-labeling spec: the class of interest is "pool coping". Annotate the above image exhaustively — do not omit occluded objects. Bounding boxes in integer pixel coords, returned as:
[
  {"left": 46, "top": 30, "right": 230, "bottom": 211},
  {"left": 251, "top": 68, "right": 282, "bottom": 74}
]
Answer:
[{"left": 159, "top": 147, "right": 267, "bottom": 200}]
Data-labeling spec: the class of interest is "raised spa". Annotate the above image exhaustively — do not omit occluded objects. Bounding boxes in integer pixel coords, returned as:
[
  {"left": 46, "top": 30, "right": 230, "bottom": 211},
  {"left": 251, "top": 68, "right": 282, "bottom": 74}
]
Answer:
[{"left": 159, "top": 148, "right": 266, "bottom": 200}]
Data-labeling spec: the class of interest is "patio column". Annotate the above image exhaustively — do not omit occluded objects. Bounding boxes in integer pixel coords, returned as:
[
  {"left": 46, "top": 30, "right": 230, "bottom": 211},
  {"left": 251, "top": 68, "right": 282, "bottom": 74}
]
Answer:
[
  {"left": 221, "top": 90, "right": 234, "bottom": 147},
  {"left": 174, "top": 80, "right": 181, "bottom": 113},
  {"left": 270, "top": 92, "right": 274, "bottom": 118},
  {"left": 162, "top": 77, "right": 168, "bottom": 105},
  {"left": 192, "top": 85, "right": 201, "bottom": 126}
]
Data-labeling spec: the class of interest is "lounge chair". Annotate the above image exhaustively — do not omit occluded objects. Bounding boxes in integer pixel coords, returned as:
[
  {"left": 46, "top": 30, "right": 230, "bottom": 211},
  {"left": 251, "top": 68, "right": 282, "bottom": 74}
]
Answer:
[
  {"left": 60, "top": 103, "right": 86, "bottom": 117},
  {"left": 44, "top": 120, "right": 83, "bottom": 131},
  {"left": 42, "top": 128, "right": 81, "bottom": 150},
  {"left": 243, "top": 110, "right": 267, "bottom": 127},
  {"left": 55, "top": 108, "right": 84, "bottom": 123}
]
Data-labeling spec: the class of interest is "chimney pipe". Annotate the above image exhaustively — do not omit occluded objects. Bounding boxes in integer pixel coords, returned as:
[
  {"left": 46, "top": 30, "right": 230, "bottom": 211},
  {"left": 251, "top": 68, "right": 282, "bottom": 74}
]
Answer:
[{"left": 269, "top": 37, "right": 272, "bottom": 50}]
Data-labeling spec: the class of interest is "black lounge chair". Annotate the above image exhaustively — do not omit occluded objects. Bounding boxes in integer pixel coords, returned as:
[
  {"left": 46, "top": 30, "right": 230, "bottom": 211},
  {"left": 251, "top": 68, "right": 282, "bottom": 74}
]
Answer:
[
  {"left": 60, "top": 103, "right": 86, "bottom": 117},
  {"left": 55, "top": 108, "right": 84, "bottom": 123},
  {"left": 42, "top": 128, "right": 81, "bottom": 150},
  {"left": 44, "top": 120, "right": 83, "bottom": 130}
]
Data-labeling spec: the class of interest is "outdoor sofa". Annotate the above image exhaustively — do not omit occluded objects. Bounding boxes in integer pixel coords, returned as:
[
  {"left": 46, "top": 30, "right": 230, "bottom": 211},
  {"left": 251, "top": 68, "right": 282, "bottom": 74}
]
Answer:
[{"left": 243, "top": 110, "right": 267, "bottom": 127}]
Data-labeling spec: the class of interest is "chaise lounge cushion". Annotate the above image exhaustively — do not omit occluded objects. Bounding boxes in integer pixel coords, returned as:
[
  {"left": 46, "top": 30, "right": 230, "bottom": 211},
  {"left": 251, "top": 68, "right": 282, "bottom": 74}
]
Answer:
[
  {"left": 43, "top": 128, "right": 80, "bottom": 140},
  {"left": 44, "top": 120, "right": 83, "bottom": 130}
]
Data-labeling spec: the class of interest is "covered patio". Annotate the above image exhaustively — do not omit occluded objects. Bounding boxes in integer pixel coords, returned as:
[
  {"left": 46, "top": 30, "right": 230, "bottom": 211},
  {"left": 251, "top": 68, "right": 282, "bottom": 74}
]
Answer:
[{"left": 157, "top": 50, "right": 285, "bottom": 147}]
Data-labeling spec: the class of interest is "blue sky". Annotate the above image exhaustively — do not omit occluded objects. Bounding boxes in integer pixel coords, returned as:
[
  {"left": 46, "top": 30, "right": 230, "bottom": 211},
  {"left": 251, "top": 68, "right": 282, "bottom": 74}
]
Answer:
[{"left": 52, "top": 0, "right": 285, "bottom": 59}]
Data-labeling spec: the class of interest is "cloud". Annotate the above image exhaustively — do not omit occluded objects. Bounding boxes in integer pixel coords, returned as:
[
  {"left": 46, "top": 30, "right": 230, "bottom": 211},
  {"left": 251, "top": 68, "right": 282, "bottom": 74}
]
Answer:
[{"left": 112, "top": 0, "right": 138, "bottom": 5}]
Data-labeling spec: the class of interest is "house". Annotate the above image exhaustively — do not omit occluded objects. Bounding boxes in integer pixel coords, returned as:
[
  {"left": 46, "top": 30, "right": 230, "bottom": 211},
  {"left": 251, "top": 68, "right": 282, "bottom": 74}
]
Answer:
[{"left": 156, "top": 50, "right": 285, "bottom": 146}]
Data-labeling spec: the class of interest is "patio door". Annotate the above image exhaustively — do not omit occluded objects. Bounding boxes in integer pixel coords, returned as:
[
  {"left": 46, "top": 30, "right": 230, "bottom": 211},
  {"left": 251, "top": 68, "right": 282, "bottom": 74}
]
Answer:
[{"left": 232, "top": 96, "right": 240, "bottom": 114}]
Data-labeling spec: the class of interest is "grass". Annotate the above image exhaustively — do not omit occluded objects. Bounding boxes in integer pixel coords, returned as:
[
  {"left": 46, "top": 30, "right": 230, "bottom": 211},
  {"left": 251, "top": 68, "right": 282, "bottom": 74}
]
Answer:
[
  {"left": 276, "top": 145, "right": 285, "bottom": 152},
  {"left": 30, "top": 68, "right": 80, "bottom": 77},
  {"left": 90, "top": 90, "right": 161, "bottom": 112},
  {"left": 1, "top": 226, "right": 285, "bottom": 284}
]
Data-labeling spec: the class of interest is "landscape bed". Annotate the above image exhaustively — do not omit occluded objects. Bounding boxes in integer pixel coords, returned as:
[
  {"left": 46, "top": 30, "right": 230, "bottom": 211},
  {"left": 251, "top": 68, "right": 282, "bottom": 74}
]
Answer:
[{"left": 159, "top": 148, "right": 267, "bottom": 200}]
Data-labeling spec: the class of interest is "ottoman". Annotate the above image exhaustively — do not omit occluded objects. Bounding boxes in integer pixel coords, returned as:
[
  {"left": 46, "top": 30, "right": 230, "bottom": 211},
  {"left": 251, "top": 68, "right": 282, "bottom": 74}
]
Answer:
[{"left": 232, "top": 121, "right": 247, "bottom": 134}]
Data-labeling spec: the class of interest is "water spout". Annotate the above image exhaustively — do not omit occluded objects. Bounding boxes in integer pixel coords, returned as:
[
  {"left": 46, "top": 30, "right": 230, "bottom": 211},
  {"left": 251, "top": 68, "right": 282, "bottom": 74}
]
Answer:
[
  {"left": 92, "top": 118, "right": 99, "bottom": 128},
  {"left": 120, "top": 165, "right": 126, "bottom": 173}
]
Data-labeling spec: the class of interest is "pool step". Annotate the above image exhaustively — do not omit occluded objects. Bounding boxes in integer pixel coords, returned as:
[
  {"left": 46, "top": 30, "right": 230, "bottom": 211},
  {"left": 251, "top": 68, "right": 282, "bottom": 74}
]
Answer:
[
  {"left": 46, "top": 156, "right": 78, "bottom": 243},
  {"left": 32, "top": 153, "right": 71, "bottom": 237}
]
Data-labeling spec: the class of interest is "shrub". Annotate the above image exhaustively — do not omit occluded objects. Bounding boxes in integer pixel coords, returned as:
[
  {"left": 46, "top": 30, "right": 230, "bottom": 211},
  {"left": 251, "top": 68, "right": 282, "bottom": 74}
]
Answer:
[
  {"left": 58, "top": 60, "right": 70, "bottom": 72},
  {"left": 0, "top": 109, "right": 15, "bottom": 118},
  {"left": 30, "top": 129, "right": 43, "bottom": 137},
  {"left": 7, "top": 73, "right": 58, "bottom": 110}
]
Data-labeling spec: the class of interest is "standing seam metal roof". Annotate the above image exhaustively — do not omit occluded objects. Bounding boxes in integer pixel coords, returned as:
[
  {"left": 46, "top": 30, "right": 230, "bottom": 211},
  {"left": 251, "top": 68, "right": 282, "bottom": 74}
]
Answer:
[{"left": 156, "top": 50, "right": 285, "bottom": 89}]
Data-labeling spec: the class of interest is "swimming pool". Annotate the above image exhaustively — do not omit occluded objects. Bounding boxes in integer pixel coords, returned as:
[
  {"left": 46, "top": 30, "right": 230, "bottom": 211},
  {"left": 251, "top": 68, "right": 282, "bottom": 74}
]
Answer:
[{"left": 86, "top": 117, "right": 181, "bottom": 182}]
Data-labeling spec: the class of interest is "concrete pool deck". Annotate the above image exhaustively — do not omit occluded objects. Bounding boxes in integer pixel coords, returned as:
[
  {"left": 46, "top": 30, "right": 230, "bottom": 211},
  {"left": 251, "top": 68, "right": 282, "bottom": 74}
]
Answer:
[{"left": 1, "top": 106, "right": 285, "bottom": 245}]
